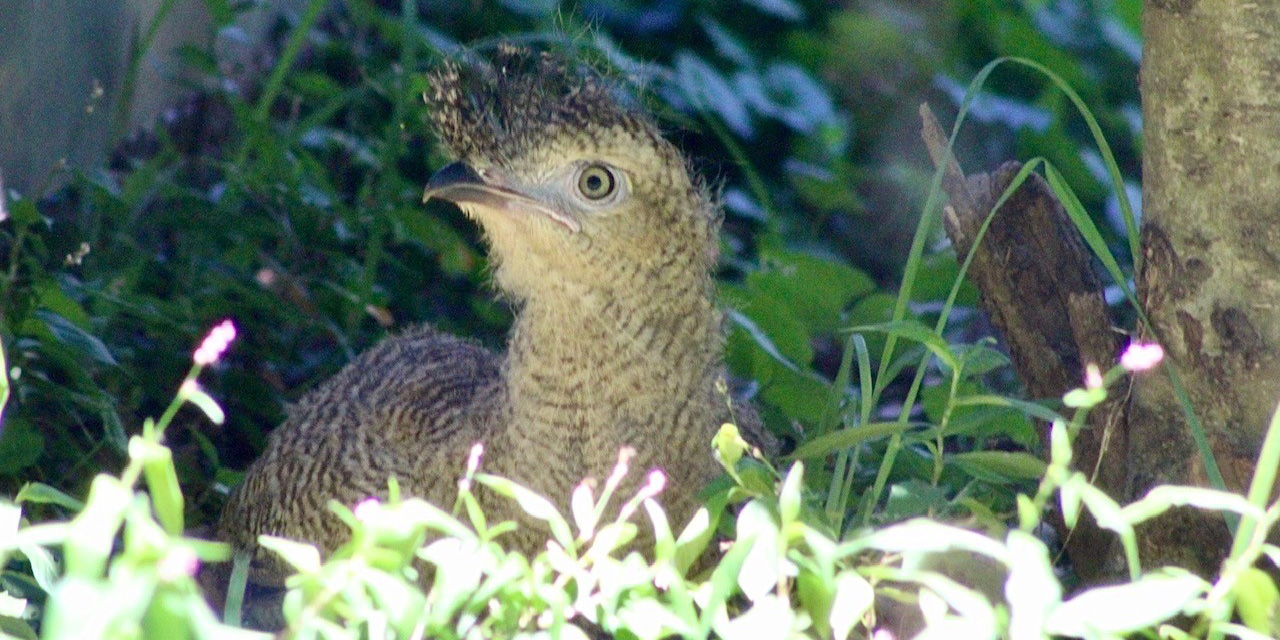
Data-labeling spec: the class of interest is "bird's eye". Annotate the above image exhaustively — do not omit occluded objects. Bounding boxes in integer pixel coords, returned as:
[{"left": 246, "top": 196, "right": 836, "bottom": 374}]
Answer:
[{"left": 576, "top": 164, "right": 617, "bottom": 201}]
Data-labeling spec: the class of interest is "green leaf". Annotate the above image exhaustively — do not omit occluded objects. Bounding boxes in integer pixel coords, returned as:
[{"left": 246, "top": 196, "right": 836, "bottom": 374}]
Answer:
[
  {"left": 1064, "top": 387, "right": 1107, "bottom": 409},
  {"left": 675, "top": 507, "right": 715, "bottom": 575},
  {"left": 0, "top": 338, "right": 7, "bottom": 430},
  {"left": 42, "top": 575, "right": 142, "bottom": 639},
  {"left": 955, "top": 340, "right": 1010, "bottom": 377},
  {"left": 790, "top": 421, "right": 917, "bottom": 460},
  {"left": 942, "top": 403, "right": 1038, "bottom": 449},
  {"left": 796, "top": 568, "right": 834, "bottom": 637},
  {"left": 131, "top": 438, "right": 185, "bottom": 535},
  {"left": 32, "top": 278, "right": 91, "bottom": 328},
  {"left": 844, "top": 292, "right": 898, "bottom": 360},
  {"left": 829, "top": 570, "right": 873, "bottom": 640},
  {"left": 616, "top": 596, "right": 692, "bottom": 640},
  {"left": 725, "top": 302, "right": 834, "bottom": 428},
  {"left": 257, "top": 535, "right": 321, "bottom": 574},
  {"left": 919, "top": 380, "right": 957, "bottom": 425},
  {"left": 847, "top": 518, "right": 1009, "bottom": 559},
  {"left": 0, "top": 419, "right": 43, "bottom": 474},
  {"left": 910, "top": 252, "right": 981, "bottom": 307},
  {"left": 729, "top": 300, "right": 813, "bottom": 368},
  {"left": 721, "top": 594, "right": 794, "bottom": 640},
  {"left": 787, "top": 159, "right": 863, "bottom": 212},
  {"left": 849, "top": 318, "right": 956, "bottom": 371},
  {"left": 735, "top": 501, "right": 780, "bottom": 602},
  {"left": 395, "top": 206, "right": 479, "bottom": 276},
  {"left": 953, "top": 394, "right": 1065, "bottom": 424},
  {"left": 757, "top": 367, "right": 831, "bottom": 428},
  {"left": 474, "top": 473, "right": 574, "bottom": 553},
  {"left": 363, "top": 570, "right": 428, "bottom": 638},
  {"left": 8, "top": 198, "right": 41, "bottom": 225},
  {"left": 641, "top": 499, "right": 676, "bottom": 564},
  {"left": 702, "top": 526, "right": 754, "bottom": 635},
  {"left": 181, "top": 385, "right": 226, "bottom": 425},
  {"left": 993, "top": 17, "right": 1091, "bottom": 95},
  {"left": 17, "top": 541, "right": 59, "bottom": 591},
  {"left": 948, "top": 451, "right": 1047, "bottom": 483},
  {"left": 0, "top": 501, "right": 17, "bottom": 540},
  {"left": 1045, "top": 569, "right": 1207, "bottom": 636},
  {"left": 741, "top": 0, "right": 803, "bottom": 20},
  {"left": 290, "top": 70, "right": 343, "bottom": 101},
  {"left": 882, "top": 481, "right": 951, "bottom": 521},
  {"left": 1050, "top": 420, "right": 1073, "bottom": 468},
  {"left": 1121, "top": 485, "right": 1260, "bottom": 526},
  {"left": 141, "top": 587, "right": 193, "bottom": 640},
  {"left": 0, "top": 613, "right": 38, "bottom": 640},
  {"left": 65, "top": 475, "right": 131, "bottom": 578},
  {"left": 747, "top": 248, "right": 875, "bottom": 333},
  {"left": 30, "top": 309, "right": 118, "bottom": 366},
  {"left": 1234, "top": 567, "right": 1280, "bottom": 635},
  {"left": 674, "top": 53, "right": 752, "bottom": 137},
  {"left": 778, "top": 462, "right": 803, "bottom": 525}
]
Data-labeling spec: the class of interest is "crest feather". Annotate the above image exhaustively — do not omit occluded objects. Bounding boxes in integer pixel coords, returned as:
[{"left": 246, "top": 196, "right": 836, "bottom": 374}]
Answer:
[{"left": 424, "top": 45, "right": 647, "bottom": 163}]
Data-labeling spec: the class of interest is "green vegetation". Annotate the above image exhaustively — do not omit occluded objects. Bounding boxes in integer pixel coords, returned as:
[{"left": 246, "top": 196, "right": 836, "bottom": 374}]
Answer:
[{"left": 3, "top": 0, "right": 1278, "bottom": 638}]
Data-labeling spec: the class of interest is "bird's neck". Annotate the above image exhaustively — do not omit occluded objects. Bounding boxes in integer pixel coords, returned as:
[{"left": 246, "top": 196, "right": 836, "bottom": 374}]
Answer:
[
  {"left": 508, "top": 278, "right": 724, "bottom": 394},
  {"left": 498, "top": 276, "right": 726, "bottom": 482}
]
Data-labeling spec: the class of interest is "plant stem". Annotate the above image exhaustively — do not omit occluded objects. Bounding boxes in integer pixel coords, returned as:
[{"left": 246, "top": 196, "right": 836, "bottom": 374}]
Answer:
[
  {"left": 253, "top": 0, "right": 330, "bottom": 123},
  {"left": 113, "top": 0, "right": 181, "bottom": 141}
]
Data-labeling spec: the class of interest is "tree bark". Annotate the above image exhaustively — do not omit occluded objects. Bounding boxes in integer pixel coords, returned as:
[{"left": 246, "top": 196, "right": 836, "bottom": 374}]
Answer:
[
  {"left": 1129, "top": 0, "right": 1280, "bottom": 574},
  {"left": 920, "top": 107, "right": 1127, "bottom": 580}
]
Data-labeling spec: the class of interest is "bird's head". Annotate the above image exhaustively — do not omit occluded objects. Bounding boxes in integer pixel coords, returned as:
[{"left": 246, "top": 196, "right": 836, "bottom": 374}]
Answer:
[{"left": 423, "top": 46, "right": 719, "bottom": 303}]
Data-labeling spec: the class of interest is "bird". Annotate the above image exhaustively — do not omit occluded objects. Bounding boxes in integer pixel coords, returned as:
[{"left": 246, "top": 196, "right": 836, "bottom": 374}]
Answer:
[{"left": 217, "top": 43, "right": 771, "bottom": 605}]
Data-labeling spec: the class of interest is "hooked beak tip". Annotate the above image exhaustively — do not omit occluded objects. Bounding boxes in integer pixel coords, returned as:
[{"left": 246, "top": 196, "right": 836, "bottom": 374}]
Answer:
[
  {"left": 422, "top": 162, "right": 582, "bottom": 233},
  {"left": 423, "top": 161, "right": 485, "bottom": 203}
]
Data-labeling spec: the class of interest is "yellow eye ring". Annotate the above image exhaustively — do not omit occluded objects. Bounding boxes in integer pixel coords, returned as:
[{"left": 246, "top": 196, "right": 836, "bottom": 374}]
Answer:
[{"left": 577, "top": 164, "right": 617, "bottom": 200}]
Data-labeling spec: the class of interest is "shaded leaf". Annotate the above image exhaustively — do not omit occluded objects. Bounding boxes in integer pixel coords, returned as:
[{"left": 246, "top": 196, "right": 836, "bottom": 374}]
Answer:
[
  {"left": 0, "top": 420, "right": 43, "bottom": 475},
  {"left": 948, "top": 451, "right": 1047, "bottom": 482},
  {"left": 31, "top": 309, "right": 118, "bottom": 366},
  {"left": 748, "top": 247, "right": 875, "bottom": 333},
  {"left": 674, "top": 53, "right": 752, "bottom": 137},
  {"left": 790, "top": 421, "right": 917, "bottom": 460}
]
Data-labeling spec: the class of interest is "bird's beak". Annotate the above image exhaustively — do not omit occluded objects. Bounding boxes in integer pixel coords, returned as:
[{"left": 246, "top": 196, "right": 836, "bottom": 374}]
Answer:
[{"left": 422, "top": 162, "right": 581, "bottom": 233}]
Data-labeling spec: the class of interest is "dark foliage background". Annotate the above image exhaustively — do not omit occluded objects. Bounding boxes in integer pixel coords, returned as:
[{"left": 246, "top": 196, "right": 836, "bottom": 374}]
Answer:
[{"left": 0, "top": 0, "right": 1139, "bottom": 573}]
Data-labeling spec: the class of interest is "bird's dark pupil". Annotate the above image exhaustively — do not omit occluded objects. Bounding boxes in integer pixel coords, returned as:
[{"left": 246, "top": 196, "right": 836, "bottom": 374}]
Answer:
[{"left": 581, "top": 166, "right": 613, "bottom": 199}]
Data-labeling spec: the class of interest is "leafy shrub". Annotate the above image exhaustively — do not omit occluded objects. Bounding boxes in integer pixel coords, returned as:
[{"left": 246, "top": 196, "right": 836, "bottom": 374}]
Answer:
[{"left": 4, "top": 331, "right": 1279, "bottom": 639}]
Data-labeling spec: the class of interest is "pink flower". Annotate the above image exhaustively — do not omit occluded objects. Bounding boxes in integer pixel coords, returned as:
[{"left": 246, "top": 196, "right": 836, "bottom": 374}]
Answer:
[
  {"left": 619, "top": 469, "right": 667, "bottom": 521},
  {"left": 1084, "top": 364, "right": 1103, "bottom": 390},
  {"left": 193, "top": 319, "right": 237, "bottom": 365},
  {"left": 157, "top": 547, "right": 199, "bottom": 582},
  {"left": 1120, "top": 342, "right": 1165, "bottom": 372},
  {"left": 638, "top": 469, "right": 667, "bottom": 500},
  {"left": 459, "top": 442, "right": 485, "bottom": 492},
  {"left": 466, "top": 442, "right": 485, "bottom": 476},
  {"left": 605, "top": 447, "right": 637, "bottom": 495}
]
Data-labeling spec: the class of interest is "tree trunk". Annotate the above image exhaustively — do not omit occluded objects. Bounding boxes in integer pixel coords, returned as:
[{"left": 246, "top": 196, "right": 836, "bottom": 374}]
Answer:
[{"left": 1128, "top": 0, "right": 1280, "bottom": 574}]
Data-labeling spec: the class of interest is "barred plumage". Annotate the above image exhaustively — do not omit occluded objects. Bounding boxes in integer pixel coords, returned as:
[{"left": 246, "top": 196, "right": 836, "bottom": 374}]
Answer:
[{"left": 218, "top": 45, "right": 772, "bottom": 622}]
